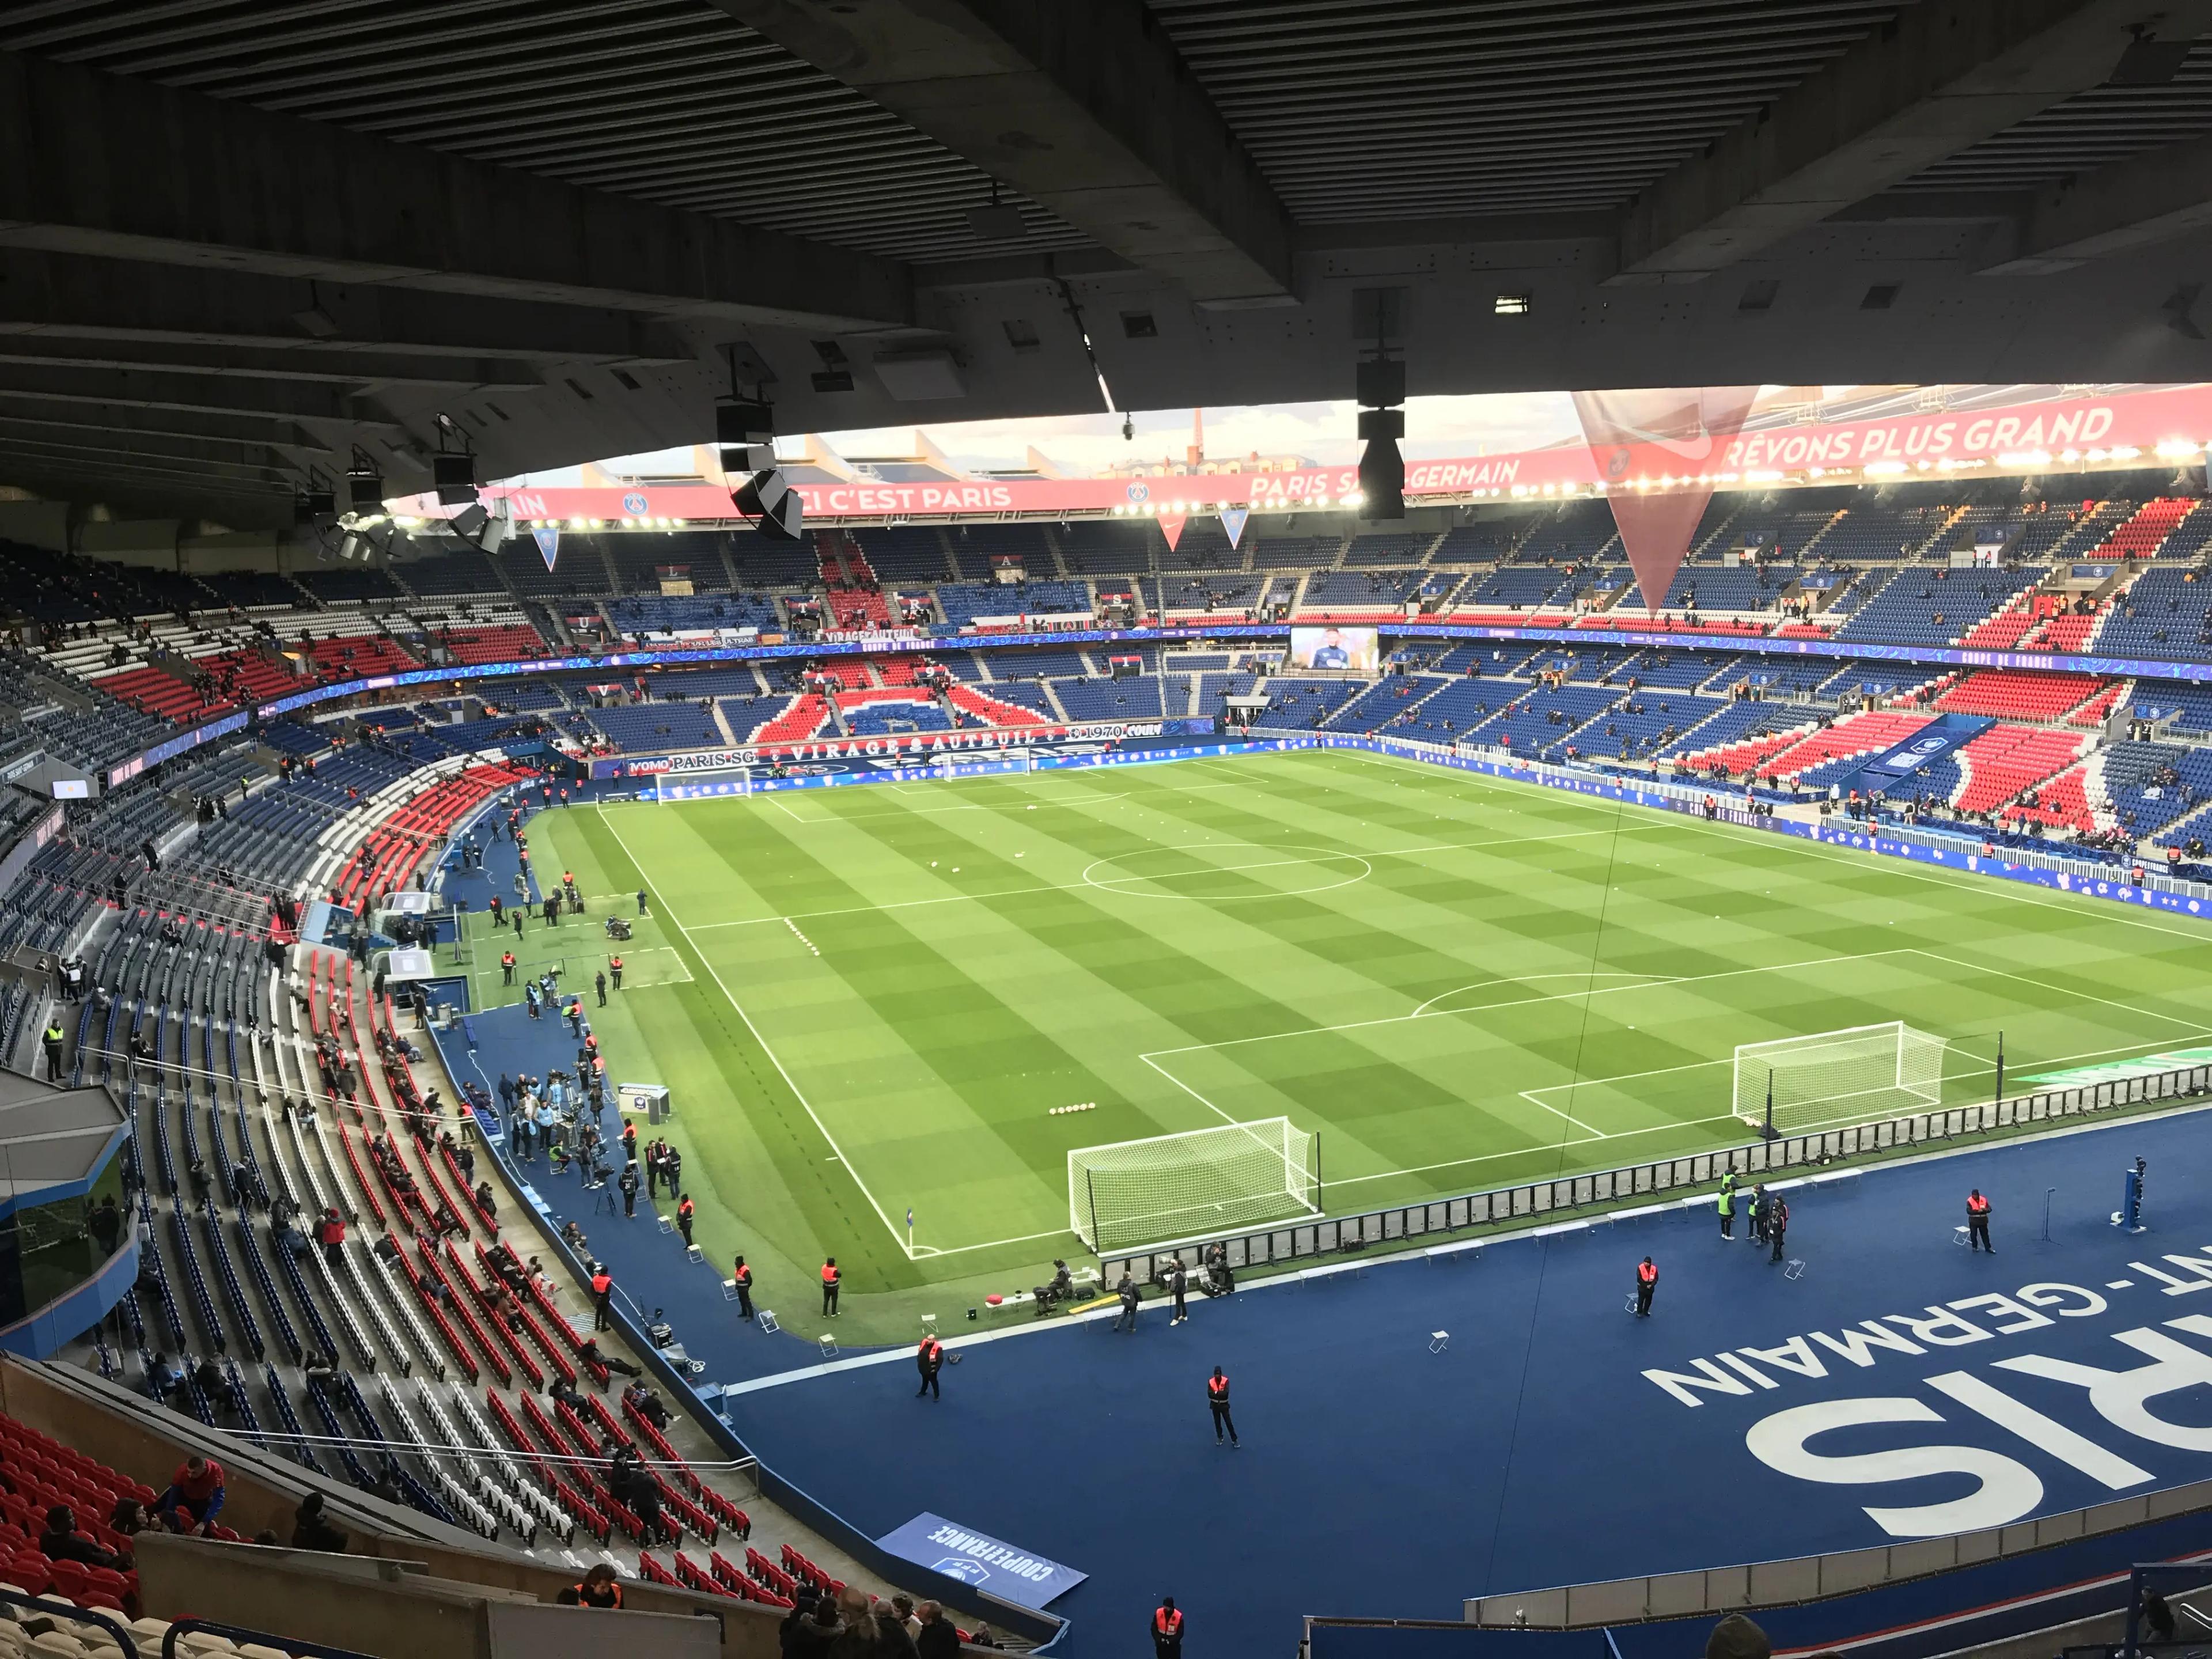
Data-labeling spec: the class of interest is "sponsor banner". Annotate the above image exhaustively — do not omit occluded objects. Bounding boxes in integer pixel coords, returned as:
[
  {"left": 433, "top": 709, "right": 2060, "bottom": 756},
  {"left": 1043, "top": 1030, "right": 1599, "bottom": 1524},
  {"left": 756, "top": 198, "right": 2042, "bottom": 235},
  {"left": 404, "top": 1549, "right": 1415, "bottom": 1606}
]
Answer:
[
  {"left": 876, "top": 1513, "right": 1084, "bottom": 1609},
  {"left": 1862, "top": 717, "right": 1991, "bottom": 778},
  {"left": 388, "top": 385, "right": 2212, "bottom": 527},
  {"left": 241, "top": 617, "right": 2212, "bottom": 732},
  {"left": 2024, "top": 1047, "right": 2212, "bottom": 1087},
  {"left": 600, "top": 719, "right": 1214, "bottom": 781}
]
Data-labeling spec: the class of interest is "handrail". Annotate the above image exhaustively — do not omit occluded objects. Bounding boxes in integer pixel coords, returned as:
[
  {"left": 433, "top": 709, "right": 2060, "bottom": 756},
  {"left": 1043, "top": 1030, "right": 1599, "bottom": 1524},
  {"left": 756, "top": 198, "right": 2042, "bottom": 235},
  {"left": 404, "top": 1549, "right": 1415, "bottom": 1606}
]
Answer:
[
  {"left": 0, "top": 1589, "right": 138, "bottom": 1659},
  {"left": 1461, "top": 1486, "right": 2212, "bottom": 1629},
  {"left": 160, "top": 1614, "right": 377, "bottom": 1659}
]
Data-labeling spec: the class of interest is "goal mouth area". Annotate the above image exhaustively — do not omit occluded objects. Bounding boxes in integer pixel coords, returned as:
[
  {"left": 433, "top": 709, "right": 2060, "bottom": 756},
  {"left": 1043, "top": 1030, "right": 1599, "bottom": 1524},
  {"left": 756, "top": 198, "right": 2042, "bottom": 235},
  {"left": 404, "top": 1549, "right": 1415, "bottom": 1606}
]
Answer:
[
  {"left": 1732, "top": 1021, "right": 1947, "bottom": 1135},
  {"left": 1067, "top": 1116, "right": 1320, "bottom": 1255}
]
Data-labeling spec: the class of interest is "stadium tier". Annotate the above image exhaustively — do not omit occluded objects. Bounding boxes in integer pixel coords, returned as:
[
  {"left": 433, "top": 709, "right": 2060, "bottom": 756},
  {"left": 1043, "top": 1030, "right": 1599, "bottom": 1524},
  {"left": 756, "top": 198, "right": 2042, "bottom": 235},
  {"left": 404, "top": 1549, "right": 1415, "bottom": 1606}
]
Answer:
[{"left": 10, "top": 478, "right": 2212, "bottom": 1656}]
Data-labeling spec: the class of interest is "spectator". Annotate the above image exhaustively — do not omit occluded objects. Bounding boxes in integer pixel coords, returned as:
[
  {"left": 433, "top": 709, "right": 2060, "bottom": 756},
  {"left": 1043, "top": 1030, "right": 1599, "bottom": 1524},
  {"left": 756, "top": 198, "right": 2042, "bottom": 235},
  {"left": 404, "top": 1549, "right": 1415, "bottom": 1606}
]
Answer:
[
  {"left": 107, "top": 1496, "right": 150, "bottom": 1539},
  {"left": 914, "top": 1602, "right": 960, "bottom": 1659},
  {"left": 40, "top": 1505, "right": 130, "bottom": 1570},
  {"left": 1706, "top": 1615, "right": 1770, "bottom": 1659},
  {"left": 291, "top": 1491, "right": 349, "bottom": 1553},
  {"left": 155, "top": 1453, "right": 226, "bottom": 1534}
]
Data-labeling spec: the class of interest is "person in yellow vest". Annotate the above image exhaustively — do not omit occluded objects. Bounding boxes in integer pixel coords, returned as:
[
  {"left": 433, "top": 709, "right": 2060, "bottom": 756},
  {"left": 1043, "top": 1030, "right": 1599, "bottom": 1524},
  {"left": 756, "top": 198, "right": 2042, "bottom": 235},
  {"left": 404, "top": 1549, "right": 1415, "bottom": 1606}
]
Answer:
[
  {"left": 820, "top": 1256, "right": 840, "bottom": 1317},
  {"left": 41, "top": 1020, "right": 64, "bottom": 1082}
]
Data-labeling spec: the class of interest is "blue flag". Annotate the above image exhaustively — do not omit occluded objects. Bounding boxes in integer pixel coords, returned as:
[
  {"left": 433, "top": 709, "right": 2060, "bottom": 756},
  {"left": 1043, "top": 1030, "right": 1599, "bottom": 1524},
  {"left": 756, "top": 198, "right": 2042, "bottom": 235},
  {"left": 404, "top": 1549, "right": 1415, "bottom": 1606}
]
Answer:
[
  {"left": 531, "top": 525, "right": 560, "bottom": 571},
  {"left": 1218, "top": 505, "right": 1250, "bottom": 549}
]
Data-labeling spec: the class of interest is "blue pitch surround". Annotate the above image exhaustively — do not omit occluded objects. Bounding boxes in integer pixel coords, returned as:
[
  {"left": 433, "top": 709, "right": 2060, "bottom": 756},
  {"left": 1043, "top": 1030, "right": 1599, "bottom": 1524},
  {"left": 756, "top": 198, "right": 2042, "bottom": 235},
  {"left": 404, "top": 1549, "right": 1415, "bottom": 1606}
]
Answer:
[
  {"left": 716, "top": 1109, "right": 2212, "bottom": 1642},
  {"left": 446, "top": 954, "right": 2212, "bottom": 1654}
]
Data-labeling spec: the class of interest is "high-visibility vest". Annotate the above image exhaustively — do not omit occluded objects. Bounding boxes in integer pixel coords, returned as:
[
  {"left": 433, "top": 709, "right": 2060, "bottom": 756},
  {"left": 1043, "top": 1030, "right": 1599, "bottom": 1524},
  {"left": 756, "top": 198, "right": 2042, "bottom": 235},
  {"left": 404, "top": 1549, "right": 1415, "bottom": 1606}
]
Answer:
[
  {"left": 1637, "top": 1262, "right": 1657, "bottom": 1287},
  {"left": 678, "top": 1199, "right": 694, "bottom": 1223},
  {"left": 569, "top": 1580, "right": 622, "bottom": 1608},
  {"left": 1207, "top": 1374, "right": 1228, "bottom": 1403},
  {"left": 821, "top": 1263, "right": 839, "bottom": 1286},
  {"left": 1154, "top": 1607, "right": 1183, "bottom": 1638},
  {"left": 733, "top": 1264, "right": 751, "bottom": 1288},
  {"left": 1967, "top": 1194, "right": 1990, "bottom": 1217},
  {"left": 590, "top": 1272, "right": 612, "bottom": 1298}
]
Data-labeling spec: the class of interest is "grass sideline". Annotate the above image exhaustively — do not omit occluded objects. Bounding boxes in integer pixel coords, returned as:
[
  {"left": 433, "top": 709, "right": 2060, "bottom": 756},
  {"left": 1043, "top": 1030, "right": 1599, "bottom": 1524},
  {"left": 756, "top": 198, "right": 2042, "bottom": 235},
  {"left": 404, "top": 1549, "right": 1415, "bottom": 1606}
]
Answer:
[{"left": 473, "top": 748, "right": 2212, "bottom": 1336}]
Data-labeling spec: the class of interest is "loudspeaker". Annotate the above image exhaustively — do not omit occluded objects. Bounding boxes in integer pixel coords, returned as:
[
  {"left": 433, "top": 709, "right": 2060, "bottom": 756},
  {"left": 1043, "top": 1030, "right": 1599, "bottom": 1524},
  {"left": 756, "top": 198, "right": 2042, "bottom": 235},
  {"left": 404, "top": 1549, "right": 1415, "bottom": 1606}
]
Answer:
[
  {"left": 433, "top": 453, "right": 476, "bottom": 506},
  {"left": 346, "top": 467, "right": 384, "bottom": 514},
  {"left": 734, "top": 469, "right": 804, "bottom": 540}
]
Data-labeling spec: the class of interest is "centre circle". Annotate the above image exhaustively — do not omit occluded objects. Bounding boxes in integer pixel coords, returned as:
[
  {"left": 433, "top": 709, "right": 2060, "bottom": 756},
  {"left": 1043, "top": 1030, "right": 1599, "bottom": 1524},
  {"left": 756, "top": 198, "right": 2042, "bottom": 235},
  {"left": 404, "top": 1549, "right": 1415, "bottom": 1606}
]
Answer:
[{"left": 1080, "top": 842, "right": 1374, "bottom": 899}]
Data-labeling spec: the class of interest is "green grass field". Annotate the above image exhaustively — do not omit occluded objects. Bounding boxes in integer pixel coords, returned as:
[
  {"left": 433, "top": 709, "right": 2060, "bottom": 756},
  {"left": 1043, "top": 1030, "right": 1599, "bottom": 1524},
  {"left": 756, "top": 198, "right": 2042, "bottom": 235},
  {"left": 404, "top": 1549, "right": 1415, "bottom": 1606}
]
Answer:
[{"left": 471, "top": 748, "right": 2212, "bottom": 1330}]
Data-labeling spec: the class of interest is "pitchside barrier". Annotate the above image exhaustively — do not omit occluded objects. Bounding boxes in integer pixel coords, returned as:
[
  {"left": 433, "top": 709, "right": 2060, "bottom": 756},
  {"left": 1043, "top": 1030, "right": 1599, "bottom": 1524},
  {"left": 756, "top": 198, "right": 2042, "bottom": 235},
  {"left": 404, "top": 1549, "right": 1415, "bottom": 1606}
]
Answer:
[
  {"left": 1457, "top": 1476, "right": 2212, "bottom": 1630},
  {"left": 1094, "top": 1059, "right": 2212, "bottom": 1286}
]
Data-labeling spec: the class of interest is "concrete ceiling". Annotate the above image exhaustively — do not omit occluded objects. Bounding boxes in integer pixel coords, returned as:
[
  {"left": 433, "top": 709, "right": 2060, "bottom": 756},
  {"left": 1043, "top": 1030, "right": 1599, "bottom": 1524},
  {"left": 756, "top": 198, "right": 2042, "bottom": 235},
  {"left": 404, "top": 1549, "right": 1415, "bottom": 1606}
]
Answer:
[{"left": 5, "top": 0, "right": 2212, "bottom": 528}]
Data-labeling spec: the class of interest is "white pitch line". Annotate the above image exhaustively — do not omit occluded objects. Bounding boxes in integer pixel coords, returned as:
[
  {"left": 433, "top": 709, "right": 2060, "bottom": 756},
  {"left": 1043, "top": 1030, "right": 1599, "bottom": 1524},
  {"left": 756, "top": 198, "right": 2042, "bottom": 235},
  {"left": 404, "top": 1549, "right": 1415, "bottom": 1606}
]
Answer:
[
  {"left": 594, "top": 802, "right": 915, "bottom": 1259},
  {"left": 684, "top": 819, "right": 1685, "bottom": 930},
  {"left": 1908, "top": 946, "right": 2210, "bottom": 1035},
  {"left": 1139, "top": 947, "right": 1915, "bottom": 1059},
  {"left": 1342, "top": 743, "right": 2212, "bottom": 950}
]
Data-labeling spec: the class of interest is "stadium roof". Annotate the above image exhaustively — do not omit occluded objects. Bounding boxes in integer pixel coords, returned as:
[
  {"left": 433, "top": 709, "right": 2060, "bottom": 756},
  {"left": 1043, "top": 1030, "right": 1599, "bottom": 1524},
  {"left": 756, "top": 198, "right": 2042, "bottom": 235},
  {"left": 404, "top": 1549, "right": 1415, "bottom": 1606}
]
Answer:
[{"left": 5, "top": 1, "right": 2212, "bottom": 526}]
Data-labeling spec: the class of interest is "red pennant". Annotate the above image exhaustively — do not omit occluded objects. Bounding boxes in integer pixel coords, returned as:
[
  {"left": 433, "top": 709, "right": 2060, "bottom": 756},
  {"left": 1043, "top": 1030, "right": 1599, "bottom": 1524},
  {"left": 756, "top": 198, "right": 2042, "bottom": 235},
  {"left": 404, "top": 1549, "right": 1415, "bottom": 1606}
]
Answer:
[
  {"left": 1157, "top": 512, "right": 1187, "bottom": 552},
  {"left": 1572, "top": 387, "right": 1759, "bottom": 612}
]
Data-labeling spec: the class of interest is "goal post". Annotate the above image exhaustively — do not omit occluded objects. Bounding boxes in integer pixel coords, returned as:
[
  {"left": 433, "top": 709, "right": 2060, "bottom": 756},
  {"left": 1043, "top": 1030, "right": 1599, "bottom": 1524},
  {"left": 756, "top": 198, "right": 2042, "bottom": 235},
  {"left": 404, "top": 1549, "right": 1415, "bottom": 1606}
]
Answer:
[
  {"left": 1732, "top": 1021, "right": 1946, "bottom": 1134},
  {"left": 1069, "top": 1117, "right": 1320, "bottom": 1252},
  {"left": 935, "top": 747, "right": 1033, "bottom": 781}
]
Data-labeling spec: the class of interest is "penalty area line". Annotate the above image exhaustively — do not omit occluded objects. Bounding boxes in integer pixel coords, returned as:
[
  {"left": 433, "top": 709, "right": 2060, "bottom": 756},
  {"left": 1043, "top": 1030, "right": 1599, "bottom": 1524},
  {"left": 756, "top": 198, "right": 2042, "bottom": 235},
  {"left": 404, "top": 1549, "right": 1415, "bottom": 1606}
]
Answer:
[{"left": 594, "top": 805, "right": 916, "bottom": 1261}]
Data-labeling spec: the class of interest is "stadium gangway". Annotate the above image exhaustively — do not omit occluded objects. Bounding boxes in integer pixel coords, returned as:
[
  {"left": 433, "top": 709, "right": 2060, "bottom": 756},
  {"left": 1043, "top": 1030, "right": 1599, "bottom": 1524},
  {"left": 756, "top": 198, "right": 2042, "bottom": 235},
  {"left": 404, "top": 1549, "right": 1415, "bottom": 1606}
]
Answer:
[
  {"left": 336, "top": 1243, "right": 413, "bottom": 1376},
  {"left": 408, "top": 1381, "right": 537, "bottom": 1545},
  {"left": 446, "top": 1386, "right": 574, "bottom": 1546},
  {"left": 195, "top": 1205, "right": 264, "bottom": 1360},
  {"left": 366, "top": 1251, "right": 446, "bottom": 1381},
  {"left": 236, "top": 1218, "right": 304, "bottom": 1365},
  {"left": 376, "top": 1378, "right": 501, "bottom": 1543},
  {"left": 222, "top": 1356, "right": 267, "bottom": 1454}
]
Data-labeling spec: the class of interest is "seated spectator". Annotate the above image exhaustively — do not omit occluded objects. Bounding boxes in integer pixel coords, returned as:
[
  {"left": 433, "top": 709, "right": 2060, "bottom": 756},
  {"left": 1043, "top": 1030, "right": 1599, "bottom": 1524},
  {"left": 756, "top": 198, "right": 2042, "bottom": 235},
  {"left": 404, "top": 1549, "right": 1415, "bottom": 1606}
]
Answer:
[
  {"left": 622, "top": 1380, "right": 670, "bottom": 1430},
  {"left": 290, "top": 1491, "right": 348, "bottom": 1554},
  {"left": 575, "top": 1338, "right": 642, "bottom": 1377},
  {"left": 915, "top": 1601, "right": 960, "bottom": 1659},
  {"left": 107, "top": 1496, "right": 150, "bottom": 1538},
  {"left": 40, "top": 1505, "right": 130, "bottom": 1570},
  {"left": 155, "top": 1453, "right": 226, "bottom": 1534}
]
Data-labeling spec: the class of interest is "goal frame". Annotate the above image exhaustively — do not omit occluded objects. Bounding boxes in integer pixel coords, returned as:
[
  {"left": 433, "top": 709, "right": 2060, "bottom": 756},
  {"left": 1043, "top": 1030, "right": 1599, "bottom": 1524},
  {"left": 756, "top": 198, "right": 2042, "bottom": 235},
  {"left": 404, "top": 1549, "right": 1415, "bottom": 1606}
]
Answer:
[
  {"left": 1732, "top": 1020, "right": 1945, "bottom": 1134},
  {"left": 1068, "top": 1116, "right": 1320, "bottom": 1253},
  {"left": 935, "top": 747, "right": 1033, "bottom": 781}
]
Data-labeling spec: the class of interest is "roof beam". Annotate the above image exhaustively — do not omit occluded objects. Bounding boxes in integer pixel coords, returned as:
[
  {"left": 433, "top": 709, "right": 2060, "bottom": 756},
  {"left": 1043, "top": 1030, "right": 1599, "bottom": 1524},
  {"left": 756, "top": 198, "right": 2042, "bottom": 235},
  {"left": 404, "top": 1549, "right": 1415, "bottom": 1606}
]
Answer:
[
  {"left": 0, "top": 336, "right": 546, "bottom": 389},
  {"left": 710, "top": 0, "right": 1294, "bottom": 304},
  {"left": 0, "top": 405, "right": 336, "bottom": 457},
  {"left": 0, "top": 50, "right": 913, "bottom": 332},
  {"left": 0, "top": 251, "right": 696, "bottom": 363},
  {"left": 0, "top": 365, "right": 402, "bottom": 430},
  {"left": 1615, "top": 0, "right": 2212, "bottom": 281},
  {"left": 1979, "top": 131, "right": 2212, "bottom": 272}
]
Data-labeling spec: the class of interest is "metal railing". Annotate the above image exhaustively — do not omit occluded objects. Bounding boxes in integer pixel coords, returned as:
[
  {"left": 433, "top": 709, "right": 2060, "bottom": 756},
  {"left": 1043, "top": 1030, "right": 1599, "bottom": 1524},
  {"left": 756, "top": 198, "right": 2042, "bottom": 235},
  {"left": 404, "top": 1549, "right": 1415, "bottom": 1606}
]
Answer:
[
  {"left": 1097, "top": 1062, "right": 2212, "bottom": 1284},
  {"left": 1461, "top": 1485, "right": 2212, "bottom": 1630}
]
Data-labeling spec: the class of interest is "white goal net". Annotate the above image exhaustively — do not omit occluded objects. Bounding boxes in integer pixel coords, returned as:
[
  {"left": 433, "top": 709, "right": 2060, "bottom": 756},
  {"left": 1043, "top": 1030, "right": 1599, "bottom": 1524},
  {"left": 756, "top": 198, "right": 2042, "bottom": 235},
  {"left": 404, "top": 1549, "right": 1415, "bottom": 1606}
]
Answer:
[
  {"left": 1733, "top": 1021, "right": 1946, "bottom": 1134},
  {"left": 1069, "top": 1118, "right": 1319, "bottom": 1252},
  {"left": 935, "top": 748, "right": 1032, "bottom": 779}
]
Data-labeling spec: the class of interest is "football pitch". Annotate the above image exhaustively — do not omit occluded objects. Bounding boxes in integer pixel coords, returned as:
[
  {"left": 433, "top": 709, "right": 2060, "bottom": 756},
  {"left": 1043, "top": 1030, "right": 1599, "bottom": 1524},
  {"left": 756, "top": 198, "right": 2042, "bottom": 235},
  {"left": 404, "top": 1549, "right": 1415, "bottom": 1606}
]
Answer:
[{"left": 475, "top": 748, "right": 2212, "bottom": 1304}]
